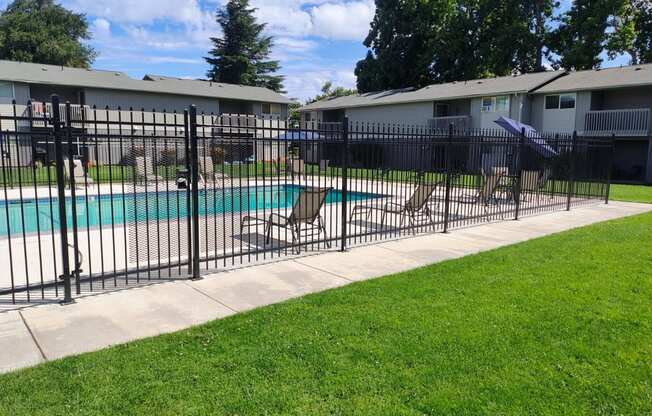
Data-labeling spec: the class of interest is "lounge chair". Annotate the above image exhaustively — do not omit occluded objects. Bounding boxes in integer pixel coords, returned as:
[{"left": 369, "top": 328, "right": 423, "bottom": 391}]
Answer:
[
  {"left": 454, "top": 170, "right": 505, "bottom": 219},
  {"left": 521, "top": 168, "right": 554, "bottom": 203},
  {"left": 135, "top": 156, "right": 163, "bottom": 184},
  {"left": 287, "top": 158, "right": 306, "bottom": 180},
  {"left": 199, "top": 156, "right": 230, "bottom": 187},
  {"left": 240, "top": 187, "right": 332, "bottom": 253},
  {"left": 538, "top": 168, "right": 553, "bottom": 195},
  {"left": 350, "top": 182, "right": 441, "bottom": 232},
  {"left": 63, "top": 159, "right": 94, "bottom": 189},
  {"left": 519, "top": 170, "right": 540, "bottom": 202}
]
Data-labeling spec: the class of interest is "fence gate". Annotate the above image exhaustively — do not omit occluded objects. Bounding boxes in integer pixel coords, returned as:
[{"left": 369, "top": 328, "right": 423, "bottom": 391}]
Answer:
[{"left": 0, "top": 96, "right": 200, "bottom": 305}]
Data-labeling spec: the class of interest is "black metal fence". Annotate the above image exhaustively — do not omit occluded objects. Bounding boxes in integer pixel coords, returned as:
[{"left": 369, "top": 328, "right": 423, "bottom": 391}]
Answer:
[{"left": 0, "top": 97, "right": 613, "bottom": 306}]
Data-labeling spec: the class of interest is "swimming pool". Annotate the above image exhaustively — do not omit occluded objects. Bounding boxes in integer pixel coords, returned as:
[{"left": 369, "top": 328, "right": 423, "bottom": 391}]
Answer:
[{"left": 0, "top": 185, "right": 381, "bottom": 237}]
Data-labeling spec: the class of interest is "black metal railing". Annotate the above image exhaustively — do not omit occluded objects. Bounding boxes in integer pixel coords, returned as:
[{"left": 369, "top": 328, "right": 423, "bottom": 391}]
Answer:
[{"left": 0, "top": 97, "right": 614, "bottom": 306}]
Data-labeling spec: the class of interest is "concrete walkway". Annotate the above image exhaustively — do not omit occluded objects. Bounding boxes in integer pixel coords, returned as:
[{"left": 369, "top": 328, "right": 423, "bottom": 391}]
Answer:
[{"left": 1, "top": 201, "right": 650, "bottom": 374}]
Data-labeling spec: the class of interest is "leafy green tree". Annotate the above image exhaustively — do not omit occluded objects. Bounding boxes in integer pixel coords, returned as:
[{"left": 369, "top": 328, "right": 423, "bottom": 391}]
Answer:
[
  {"left": 607, "top": 0, "right": 652, "bottom": 64},
  {"left": 354, "top": 51, "right": 384, "bottom": 93},
  {"left": 287, "top": 101, "right": 301, "bottom": 127},
  {"left": 482, "top": 0, "right": 558, "bottom": 73},
  {"left": 308, "top": 81, "right": 356, "bottom": 104},
  {"left": 355, "top": 0, "right": 446, "bottom": 92},
  {"left": 205, "top": 0, "right": 284, "bottom": 92},
  {"left": 549, "top": 0, "right": 620, "bottom": 70},
  {"left": 355, "top": 0, "right": 558, "bottom": 92},
  {"left": 0, "top": 0, "right": 96, "bottom": 68}
]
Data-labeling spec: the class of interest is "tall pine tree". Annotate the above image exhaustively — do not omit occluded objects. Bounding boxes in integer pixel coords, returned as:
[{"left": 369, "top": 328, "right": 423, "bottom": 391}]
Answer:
[
  {"left": 0, "top": 0, "right": 96, "bottom": 68},
  {"left": 205, "top": 0, "right": 284, "bottom": 92}
]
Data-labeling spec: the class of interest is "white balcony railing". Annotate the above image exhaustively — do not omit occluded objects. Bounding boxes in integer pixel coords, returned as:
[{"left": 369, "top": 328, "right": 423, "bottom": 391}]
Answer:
[
  {"left": 428, "top": 115, "right": 471, "bottom": 130},
  {"left": 300, "top": 121, "right": 343, "bottom": 131},
  {"left": 584, "top": 108, "right": 651, "bottom": 137},
  {"left": 29, "top": 102, "right": 88, "bottom": 123}
]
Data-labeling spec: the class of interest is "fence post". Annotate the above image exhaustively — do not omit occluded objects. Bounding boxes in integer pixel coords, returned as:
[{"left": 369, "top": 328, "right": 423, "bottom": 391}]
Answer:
[
  {"left": 513, "top": 128, "right": 526, "bottom": 220},
  {"left": 183, "top": 109, "right": 192, "bottom": 275},
  {"left": 442, "top": 124, "right": 453, "bottom": 233},
  {"left": 340, "top": 117, "right": 349, "bottom": 251},
  {"left": 52, "top": 95, "right": 73, "bottom": 304},
  {"left": 65, "top": 102, "right": 81, "bottom": 294},
  {"left": 189, "top": 105, "right": 201, "bottom": 279},
  {"left": 605, "top": 134, "right": 615, "bottom": 204},
  {"left": 566, "top": 131, "right": 577, "bottom": 211}
]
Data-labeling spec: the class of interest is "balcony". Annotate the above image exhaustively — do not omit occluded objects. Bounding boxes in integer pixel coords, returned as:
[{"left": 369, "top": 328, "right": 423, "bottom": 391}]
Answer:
[
  {"left": 584, "top": 108, "right": 651, "bottom": 137},
  {"left": 428, "top": 115, "right": 471, "bottom": 130},
  {"left": 299, "top": 121, "right": 343, "bottom": 132}
]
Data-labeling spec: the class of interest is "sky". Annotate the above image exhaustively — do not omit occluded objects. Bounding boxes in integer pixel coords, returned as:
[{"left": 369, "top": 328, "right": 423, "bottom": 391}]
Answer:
[{"left": 0, "top": 0, "right": 632, "bottom": 102}]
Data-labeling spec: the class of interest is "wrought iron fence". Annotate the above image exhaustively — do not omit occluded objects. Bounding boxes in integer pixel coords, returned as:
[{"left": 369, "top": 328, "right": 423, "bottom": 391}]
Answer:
[{"left": 0, "top": 96, "right": 614, "bottom": 306}]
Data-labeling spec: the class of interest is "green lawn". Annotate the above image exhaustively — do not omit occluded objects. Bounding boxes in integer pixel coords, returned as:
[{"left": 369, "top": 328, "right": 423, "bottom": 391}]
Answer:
[
  {"left": 0, "top": 163, "right": 459, "bottom": 185},
  {"left": 1, "top": 211, "right": 651, "bottom": 414},
  {"left": 609, "top": 183, "right": 652, "bottom": 204}
]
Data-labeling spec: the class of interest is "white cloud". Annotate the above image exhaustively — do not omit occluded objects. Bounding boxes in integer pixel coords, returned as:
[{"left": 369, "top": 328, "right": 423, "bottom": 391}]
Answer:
[
  {"left": 76, "top": 0, "right": 374, "bottom": 100},
  {"left": 63, "top": 0, "right": 205, "bottom": 25},
  {"left": 309, "top": 1, "right": 375, "bottom": 40},
  {"left": 283, "top": 63, "right": 357, "bottom": 102},
  {"left": 90, "top": 18, "right": 111, "bottom": 41},
  {"left": 250, "top": 0, "right": 375, "bottom": 41}
]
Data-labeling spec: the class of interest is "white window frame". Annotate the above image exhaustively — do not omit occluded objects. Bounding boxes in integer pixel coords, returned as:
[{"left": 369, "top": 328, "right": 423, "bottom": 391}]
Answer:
[
  {"left": 544, "top": 93, "right": 576, "bottom": 110},
  {"left": 480, "top": 95, "right": 510, "bottom": 113}
]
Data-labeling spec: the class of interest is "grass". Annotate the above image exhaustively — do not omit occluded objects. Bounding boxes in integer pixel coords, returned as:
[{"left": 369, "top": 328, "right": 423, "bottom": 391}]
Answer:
[
  {"left": 0, "top": 163, "right": 459, "bottom": 186},
  {"left": 1, "top": 212, "right": 651, "bottom": 414},
  {"left": 609, "top": 183, "right": 652, "bottom": 204}
]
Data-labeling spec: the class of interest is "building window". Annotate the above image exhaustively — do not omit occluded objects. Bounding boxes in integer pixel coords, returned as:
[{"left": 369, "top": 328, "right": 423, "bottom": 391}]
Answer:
[
  {"left": 495, "top": 96, "right": 509, "bottom": 112},
  {"left": 560, "top": 94, "right": 576, "bottom": 109},
  {"left": 0, "top": 82, "right": 13, "bottom": 98},
  {"left": 545, "top": 95, "right": 559, "bottom": 110},
  {"left": 481, "top": 97, "right": 493, "bottom": 112},
  {"left": 434, "top": 103, "right": 449, "bottom": 117},
  {"left": 262, "top": 103, "right": 281, "bottom": 115},
  {"left": 304, "top": 112, "right": 312, "bottom": 122},
  {"left": 481, "top": 96, "right": 509, "bottom": 112},
  {"left": 545, "top": 94, "right": 575, "bottom": 110}
]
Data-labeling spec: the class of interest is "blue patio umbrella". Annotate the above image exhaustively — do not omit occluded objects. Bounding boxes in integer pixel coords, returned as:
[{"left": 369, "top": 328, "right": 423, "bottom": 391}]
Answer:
[
  {"left": 276, "top": 130, "right": 322, "bottom": 141},
  {"left": 494, "top": 116, "right": 558, "bottom": 158}
]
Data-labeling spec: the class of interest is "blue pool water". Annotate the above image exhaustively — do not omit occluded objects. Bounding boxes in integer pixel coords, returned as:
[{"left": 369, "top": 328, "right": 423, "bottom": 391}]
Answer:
[{"left": 0, "top": 185, "right": 380, "bottom": 237}]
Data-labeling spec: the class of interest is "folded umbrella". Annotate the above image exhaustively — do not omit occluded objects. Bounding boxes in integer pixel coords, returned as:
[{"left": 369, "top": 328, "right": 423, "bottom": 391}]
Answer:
[{"left": 494, "top": 116, "right": 558, "bottom": 158}]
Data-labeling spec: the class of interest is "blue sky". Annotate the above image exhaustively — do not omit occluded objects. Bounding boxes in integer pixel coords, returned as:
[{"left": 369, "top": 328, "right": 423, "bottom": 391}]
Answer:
[{"left": 0, "top": 0, "right": 632, "bottom": 102}]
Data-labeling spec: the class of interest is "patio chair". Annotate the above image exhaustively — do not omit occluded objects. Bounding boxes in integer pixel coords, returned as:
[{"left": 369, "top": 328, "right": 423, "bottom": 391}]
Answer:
[
  {"left": 519, "top": 170, "right": 540, "bottom": 202},
  {"left": 454, "top": 170, "right": 505, "bottom": 219},
  {"left": 287, "top": 158, "right": 307, "bottom": 180},
  {"left": 63, "top": 159, "right": 94, "bottom": 189},
  {"left": 538, "top": 168, "right": 553, "bottom": 193},
  {"left": 350, "top": 182, "right": 441, "bottom": 232},
  {"left": 135, "top": 156, "right": 163, "bottom": 184},
  {"left": 240, "top": 187, "right": 332, "bottom": 253},
  {"left": 199, "top": 155, "right": 230, "bottom": 187}
]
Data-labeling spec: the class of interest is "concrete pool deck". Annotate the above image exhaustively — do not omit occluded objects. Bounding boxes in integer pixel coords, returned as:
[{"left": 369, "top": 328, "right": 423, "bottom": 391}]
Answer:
[{"left": 1, "top": 200, "right": 650, "bottom": 374}]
